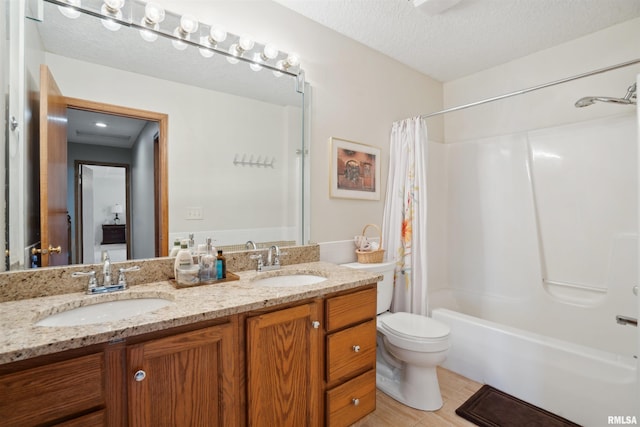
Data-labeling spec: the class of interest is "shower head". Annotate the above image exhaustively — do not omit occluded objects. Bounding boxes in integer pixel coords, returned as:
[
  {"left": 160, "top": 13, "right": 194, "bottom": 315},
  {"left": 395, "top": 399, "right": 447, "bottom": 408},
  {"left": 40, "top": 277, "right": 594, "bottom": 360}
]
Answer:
[{"left": 575, "top": 83, "right": 637, "bottom": 108}]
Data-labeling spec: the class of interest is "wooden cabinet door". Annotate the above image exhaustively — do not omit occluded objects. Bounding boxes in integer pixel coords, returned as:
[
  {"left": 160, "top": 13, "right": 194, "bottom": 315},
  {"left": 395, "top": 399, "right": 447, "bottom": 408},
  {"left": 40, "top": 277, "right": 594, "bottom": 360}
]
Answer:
[
  {"left": 127, "top": 322, "right": 238, "bottom": 427},
  {"left": 246, "top": 302, "right": 322, "bottom": 427}
]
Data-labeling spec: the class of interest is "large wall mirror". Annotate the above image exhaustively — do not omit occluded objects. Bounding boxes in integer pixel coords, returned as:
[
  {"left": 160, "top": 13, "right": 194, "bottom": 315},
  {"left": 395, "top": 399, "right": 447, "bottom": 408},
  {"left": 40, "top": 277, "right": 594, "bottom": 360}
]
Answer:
[{"left": 6, "top": 0, "right": 310, "bottom": 270}]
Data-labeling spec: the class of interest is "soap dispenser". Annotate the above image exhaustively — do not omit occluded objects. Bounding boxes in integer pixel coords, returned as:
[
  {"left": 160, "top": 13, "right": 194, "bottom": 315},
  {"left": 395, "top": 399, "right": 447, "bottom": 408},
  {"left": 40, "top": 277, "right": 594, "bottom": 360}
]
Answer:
[{"left": 199, "top": 237, "right": 217, "bottom": 282}]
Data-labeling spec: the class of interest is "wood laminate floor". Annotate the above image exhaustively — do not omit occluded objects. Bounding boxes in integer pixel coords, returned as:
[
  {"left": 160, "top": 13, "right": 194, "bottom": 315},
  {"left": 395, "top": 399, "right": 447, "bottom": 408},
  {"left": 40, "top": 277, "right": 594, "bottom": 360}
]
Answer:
[{"left": 351, "top": 367, "right": 483, "bottom": 427}]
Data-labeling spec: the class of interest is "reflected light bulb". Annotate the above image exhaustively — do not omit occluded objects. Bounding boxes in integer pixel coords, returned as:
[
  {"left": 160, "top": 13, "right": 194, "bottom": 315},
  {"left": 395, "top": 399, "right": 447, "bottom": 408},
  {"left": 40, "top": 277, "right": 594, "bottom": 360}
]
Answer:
[
  {"left": 226, "top": 44, "right": 240, "bottom": 64},
  {"left": 171, "top": 28, "right": 188, "bottom": 50},
  {"left": 272, "top": 60, "right": 285, "bottom": 78},
  {"left": 249, "top": 53, "right": 263, "bottom": 71},
  {"left": 103, "top": 0, "right": 124, "bottom": 11},
  {"left": 139, "top": 22, "right": 158, "bottom": 42},
  {"left": 199, "top": 36, "right": 215, "bottom": 58},
  {"left": 58, "top": 0, "right": 81, "bottom": 19},
  {"left": 100, "top": 5, "right": 122, "bottom": 31}
]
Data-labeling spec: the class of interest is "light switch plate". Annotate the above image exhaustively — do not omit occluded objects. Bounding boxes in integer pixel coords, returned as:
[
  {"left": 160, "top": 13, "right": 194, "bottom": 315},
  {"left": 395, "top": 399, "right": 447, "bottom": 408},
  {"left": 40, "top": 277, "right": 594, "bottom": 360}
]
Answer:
[{"left": 185, "top": 207, "right": 203, "bottom": 220}]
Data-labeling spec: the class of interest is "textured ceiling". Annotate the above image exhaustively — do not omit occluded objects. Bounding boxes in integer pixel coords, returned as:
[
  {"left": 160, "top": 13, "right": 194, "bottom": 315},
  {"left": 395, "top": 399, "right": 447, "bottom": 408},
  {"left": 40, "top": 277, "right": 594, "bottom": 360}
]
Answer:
[{"left": 273, "top": 0, "right": 640, "bottom": 82}]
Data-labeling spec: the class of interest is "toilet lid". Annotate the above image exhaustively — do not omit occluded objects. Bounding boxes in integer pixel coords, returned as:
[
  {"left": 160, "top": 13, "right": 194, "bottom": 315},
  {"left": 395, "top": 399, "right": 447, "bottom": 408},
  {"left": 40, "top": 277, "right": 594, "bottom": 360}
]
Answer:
[{"left": 380, "top": 312, "right": 450, "bottom": 340}]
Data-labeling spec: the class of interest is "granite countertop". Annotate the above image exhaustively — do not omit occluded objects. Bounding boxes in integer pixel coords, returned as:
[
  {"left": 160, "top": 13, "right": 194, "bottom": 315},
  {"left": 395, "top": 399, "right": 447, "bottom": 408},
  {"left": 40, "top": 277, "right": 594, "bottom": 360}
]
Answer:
[{"left": 0, "top": 262, "right": 381, "bottom": 365}]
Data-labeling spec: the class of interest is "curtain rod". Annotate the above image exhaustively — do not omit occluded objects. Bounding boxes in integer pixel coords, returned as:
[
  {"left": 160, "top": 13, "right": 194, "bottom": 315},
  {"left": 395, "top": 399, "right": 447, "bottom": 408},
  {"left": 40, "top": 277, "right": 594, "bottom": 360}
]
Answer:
[{"left": 422, "top": 58, "right": 640, "bottom": 118}]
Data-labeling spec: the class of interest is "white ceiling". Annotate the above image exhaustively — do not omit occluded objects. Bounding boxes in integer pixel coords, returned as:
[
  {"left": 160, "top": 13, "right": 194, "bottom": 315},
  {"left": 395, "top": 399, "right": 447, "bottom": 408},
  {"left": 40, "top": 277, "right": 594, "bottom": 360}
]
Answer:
[
  {"left": 273, "top": 0, "right": 640, "bottom": 82},
  {"left": 67, "top": 109, "right": 149, "bottom": 149}
]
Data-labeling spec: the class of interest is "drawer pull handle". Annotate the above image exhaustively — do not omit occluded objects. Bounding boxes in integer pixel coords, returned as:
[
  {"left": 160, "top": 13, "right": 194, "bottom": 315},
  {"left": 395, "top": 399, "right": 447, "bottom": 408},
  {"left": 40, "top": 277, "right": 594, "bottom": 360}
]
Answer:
[
  {"left": 312, "top": 321, "right": 320, "bottom": 329},
  {"left": 134, "top": 370, "right": 146, "bottom": 382},
  {"left": 353, "top": 345, "right": 361, "bottom": 353},
  {"left": 352, "top": 398, "right": 360, "bottom": 406}
]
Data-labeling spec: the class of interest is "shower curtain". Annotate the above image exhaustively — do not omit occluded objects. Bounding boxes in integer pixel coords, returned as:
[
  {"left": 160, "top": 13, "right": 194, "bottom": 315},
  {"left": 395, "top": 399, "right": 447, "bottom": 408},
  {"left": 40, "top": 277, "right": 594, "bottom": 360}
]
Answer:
[{"left": 382, "top": 116, "right": 429, "bottom": 315}]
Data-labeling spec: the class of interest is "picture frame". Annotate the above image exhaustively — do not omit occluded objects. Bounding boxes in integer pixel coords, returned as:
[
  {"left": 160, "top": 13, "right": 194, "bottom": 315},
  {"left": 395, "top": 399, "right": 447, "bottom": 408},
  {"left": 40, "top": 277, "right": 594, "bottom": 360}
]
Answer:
[{"left": 330, "top": 137, "right": 381, "bottom": 200}]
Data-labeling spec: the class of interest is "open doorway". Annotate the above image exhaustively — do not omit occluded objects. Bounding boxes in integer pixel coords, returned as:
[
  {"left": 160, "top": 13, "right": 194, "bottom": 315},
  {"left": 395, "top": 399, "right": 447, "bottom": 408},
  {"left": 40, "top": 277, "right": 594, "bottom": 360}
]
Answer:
[
  {"left": 65, "top": 98, "right": 169, "bottom": 264},
  {"left": 75, "top": 162, "right": 130, "bottom": 263}
]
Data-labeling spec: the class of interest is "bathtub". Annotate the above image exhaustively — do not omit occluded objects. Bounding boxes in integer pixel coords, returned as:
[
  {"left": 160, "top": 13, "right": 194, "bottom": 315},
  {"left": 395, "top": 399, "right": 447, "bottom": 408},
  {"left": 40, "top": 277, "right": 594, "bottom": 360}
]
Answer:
[{"left": 431, "top": 307, "right": 637, "bottom": 427}]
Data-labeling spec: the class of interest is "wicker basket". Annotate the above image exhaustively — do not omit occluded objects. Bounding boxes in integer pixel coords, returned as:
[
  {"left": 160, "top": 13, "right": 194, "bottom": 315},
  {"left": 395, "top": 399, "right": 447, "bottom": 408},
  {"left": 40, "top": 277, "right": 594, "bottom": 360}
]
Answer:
[{"left": 355, "top": 224, "right": 385, "bottom": 264}]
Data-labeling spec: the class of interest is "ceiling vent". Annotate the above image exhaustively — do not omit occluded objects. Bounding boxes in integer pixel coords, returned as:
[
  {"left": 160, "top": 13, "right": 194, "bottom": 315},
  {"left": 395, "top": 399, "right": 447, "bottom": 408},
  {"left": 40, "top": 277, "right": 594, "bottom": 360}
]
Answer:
[{"left": 411, "top": 0, "right": 462, "bottom": 16}]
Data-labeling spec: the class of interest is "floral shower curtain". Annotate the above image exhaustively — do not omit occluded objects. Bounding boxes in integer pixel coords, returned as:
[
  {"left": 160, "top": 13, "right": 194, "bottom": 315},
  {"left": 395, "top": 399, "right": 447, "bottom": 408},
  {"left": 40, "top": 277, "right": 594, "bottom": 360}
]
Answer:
[{"left": 382, "top": 116, "right": 429, "bottom": 315}]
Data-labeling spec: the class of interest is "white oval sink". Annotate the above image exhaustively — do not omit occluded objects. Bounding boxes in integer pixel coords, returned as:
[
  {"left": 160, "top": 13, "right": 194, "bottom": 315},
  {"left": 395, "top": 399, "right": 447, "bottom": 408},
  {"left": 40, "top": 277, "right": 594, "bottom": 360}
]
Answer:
[
  {"left": 35, "top": 298, "right": 173, "bottom": 327},
  {"left": 253, "top": 274, "right": 327, "bottom": 288}
]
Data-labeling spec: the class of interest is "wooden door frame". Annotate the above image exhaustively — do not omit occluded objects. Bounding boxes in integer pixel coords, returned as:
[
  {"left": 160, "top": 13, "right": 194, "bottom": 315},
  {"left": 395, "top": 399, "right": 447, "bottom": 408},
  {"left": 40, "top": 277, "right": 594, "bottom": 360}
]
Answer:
[
  {"left": 74, "top": 161, "right": 131, "bottom": 263},
  {"left": 65, "top": 97, "right": 169, "bottom": 257}
]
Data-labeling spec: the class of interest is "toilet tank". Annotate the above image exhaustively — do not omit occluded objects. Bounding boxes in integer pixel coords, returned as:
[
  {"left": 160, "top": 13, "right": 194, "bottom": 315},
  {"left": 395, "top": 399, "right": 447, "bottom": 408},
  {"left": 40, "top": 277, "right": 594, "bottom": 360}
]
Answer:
[{"left": 341, "top": 261, "right": 395, "bottom": 314}]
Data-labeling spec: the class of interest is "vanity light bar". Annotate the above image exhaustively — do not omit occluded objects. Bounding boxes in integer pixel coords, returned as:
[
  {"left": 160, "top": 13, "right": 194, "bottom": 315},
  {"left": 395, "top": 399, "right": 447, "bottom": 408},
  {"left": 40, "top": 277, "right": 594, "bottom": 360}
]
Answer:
[{"left": 47, "top": 0, "right": 302, "bottom": 77}]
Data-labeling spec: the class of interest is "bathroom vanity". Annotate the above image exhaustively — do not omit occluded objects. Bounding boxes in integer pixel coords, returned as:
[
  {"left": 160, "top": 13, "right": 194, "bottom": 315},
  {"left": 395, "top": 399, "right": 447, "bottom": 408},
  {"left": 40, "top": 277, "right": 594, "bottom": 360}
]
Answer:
[{"left": 0, "top": 262, "right": 380, "bottom": 426}]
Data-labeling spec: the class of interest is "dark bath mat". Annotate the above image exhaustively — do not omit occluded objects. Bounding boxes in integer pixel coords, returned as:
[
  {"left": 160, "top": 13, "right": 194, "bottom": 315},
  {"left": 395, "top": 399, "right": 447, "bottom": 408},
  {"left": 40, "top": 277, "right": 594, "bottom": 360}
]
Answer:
[{"left": 455, "top": 385, "right": 582, "bottom": 427}]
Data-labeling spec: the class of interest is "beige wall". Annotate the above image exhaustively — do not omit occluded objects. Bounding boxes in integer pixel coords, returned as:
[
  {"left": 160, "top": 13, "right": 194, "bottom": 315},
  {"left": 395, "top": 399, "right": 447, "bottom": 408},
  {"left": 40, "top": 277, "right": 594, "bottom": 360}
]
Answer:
[{"left": 162, "top": 0, "right": 444, "bottom": 243}]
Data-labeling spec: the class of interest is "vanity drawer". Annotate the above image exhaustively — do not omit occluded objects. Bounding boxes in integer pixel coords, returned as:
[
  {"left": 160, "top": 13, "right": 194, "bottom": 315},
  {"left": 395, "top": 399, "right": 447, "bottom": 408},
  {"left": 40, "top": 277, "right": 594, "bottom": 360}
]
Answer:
[
  {"left": 0, "top": 352, "right": 105, "bottom": 426},
  {"left": 325, "top": 287, "right": 376, "bottom": 332},
  {"left": 326, "top": 369, "right": 376, "bottom": 427},
  {"left": 326, "top": 319, "right": 376, "bottom": 383}
]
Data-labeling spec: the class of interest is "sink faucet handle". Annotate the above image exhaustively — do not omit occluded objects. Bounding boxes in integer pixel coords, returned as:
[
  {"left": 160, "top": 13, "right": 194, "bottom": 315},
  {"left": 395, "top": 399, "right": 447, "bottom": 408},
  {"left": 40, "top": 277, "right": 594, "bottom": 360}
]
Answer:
[
  {"left": 117, "top": 266, "right": 141, "bottom": 288},
  {"left": 72, "top": 270, "right": 98, "bottom": 291}
]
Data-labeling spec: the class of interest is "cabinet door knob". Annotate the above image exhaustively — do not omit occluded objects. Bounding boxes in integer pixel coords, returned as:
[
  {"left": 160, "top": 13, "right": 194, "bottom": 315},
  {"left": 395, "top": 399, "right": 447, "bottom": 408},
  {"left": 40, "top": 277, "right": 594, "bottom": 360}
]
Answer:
[
  {"left": 134, "top": 370, "right": 146, "bottom": 382},
  {"left": 311, "top": 321, "right": 320, "bottom": 329},
  {"left": 353, "top": 345, "right": 361, "bottom": 353},
  {"left": 352, "top": 398, "right": 360, "bottom": 406}
]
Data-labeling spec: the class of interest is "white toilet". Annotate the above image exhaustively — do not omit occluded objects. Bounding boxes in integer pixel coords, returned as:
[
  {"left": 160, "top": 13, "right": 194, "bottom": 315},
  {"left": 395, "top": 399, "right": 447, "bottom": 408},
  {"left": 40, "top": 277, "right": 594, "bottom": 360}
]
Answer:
[{"left": 342, "top": 261, "right": 450, "bottom": 411}]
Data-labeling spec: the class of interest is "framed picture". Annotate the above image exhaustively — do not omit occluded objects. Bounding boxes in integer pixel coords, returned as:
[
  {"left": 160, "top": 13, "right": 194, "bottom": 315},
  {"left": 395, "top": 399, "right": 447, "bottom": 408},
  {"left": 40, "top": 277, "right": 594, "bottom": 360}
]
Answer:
[{"left": 330, "top": 137, "right": 381, "bottom": 200}]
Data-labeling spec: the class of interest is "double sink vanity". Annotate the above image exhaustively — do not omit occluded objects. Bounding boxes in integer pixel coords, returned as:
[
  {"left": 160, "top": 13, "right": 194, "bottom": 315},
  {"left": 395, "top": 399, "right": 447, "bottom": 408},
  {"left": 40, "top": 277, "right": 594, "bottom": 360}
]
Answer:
[{"left": 0, "top": 245, "right": 380, "bottom": 427}]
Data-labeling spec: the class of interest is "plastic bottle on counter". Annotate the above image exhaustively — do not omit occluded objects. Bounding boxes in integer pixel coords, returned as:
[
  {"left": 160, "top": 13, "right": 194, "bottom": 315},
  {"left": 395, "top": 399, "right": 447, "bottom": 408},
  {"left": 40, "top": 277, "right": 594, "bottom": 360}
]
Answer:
[
  {"left": 174, "top": 240, "right": 198, "bottom": 285},
  {"left": 199, "top": 237, "right": 217, "bottom": 282},
  {"left": 169, "top": 238, "right": 181, "bottom": 257}
]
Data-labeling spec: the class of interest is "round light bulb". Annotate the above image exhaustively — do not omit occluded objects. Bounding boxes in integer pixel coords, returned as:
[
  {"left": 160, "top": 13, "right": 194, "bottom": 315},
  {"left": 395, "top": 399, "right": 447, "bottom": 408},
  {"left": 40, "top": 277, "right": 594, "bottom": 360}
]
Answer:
[
  {"left": 179, "top": 15, "right": 199, "bottom": 34},
  {"left": 226, "top": 44, "right": 240, "bottom": 64},
  {"left": 210, "top": 27, "right": 227, "bottom": 43},
  {"left": 144, "top": 3, "right": 165, "bottom": 24},
  {"left": 263, "top": 44, "right": 279, "bottom": 60},
  {"left": 199, "top": 36, "right": 215, "bottom": 58},
  {"left": 238, "top": 35, "right": 254, "bottom": 52},
  {"left": 249, "top": 52, "right": 263, "bottom": 71},
  {"left": 286, "top": 52, "right": 300, "bottom": 68},
  {"left": 58, "top": 0, "right": 81, "bottom": 19}
]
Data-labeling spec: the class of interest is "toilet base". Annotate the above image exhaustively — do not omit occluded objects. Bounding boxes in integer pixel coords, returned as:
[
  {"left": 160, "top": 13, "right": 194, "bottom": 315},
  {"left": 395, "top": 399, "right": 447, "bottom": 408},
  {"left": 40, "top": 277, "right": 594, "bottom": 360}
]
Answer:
[{"left": 376, "top": 360, "right": 444, "bottom": 411}]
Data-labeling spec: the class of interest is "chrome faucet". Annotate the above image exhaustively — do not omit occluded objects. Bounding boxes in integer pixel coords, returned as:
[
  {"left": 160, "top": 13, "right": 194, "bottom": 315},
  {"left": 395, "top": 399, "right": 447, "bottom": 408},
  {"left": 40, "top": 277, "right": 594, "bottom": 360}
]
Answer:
[
  {"left": 71, "top": 251, "right": 140, "bottom": 294},
  {"left": 101, "top": 250, "right": 112, "bottom": 287},
  {"left": 251, "top": 245, "right": 287, "bottom": 272},
  {"left": 267, "top": 245, "right": 281, "bottom": 267},
  {"left": 245, "top": 240, "right": 257, "bottom": 250}
]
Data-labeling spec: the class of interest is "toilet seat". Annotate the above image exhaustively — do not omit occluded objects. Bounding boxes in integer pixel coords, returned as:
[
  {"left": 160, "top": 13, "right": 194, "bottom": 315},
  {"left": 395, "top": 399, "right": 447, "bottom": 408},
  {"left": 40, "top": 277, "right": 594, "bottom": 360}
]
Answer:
[{"left": 378, "top": 312, "right": 450, "bottom": 353}]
